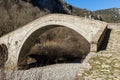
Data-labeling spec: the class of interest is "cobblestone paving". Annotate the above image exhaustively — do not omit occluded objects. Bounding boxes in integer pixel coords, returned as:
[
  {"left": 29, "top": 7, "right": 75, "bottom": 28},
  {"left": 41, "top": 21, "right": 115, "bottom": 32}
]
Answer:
[{"left": 79, "top": 29, "right": 120, "bottom": 80}]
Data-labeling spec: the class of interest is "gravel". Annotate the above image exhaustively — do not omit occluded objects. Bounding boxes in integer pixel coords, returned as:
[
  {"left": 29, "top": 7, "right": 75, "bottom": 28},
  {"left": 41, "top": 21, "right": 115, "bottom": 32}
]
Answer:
[{"left": 0, "top": 63, "right": 82, "bottom": 80}]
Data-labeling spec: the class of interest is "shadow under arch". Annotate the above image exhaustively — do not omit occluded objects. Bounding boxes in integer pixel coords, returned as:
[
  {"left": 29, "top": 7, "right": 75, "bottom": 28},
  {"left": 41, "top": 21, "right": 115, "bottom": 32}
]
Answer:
[
  {"left": 0, "top": 44, "right": 8, "bottom": 68},
  {"left": 17, "top": 25, "right": 90, "bottom": 70}
]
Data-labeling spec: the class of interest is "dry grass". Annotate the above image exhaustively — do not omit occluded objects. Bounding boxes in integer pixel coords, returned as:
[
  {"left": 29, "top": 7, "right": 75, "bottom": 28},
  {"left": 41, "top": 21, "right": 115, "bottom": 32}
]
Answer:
[
  {"left": 0, "top": 0, "right": 48, "bottom": 37},
  {"left": 38, "top": 27, "right": 90, "bottom": 56}
]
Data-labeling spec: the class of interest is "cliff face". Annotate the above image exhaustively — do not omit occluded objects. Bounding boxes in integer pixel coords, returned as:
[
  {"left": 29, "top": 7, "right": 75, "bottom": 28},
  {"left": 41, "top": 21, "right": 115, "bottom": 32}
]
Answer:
[
  {"left": 35, "top": 0, "right": 66, "bottom": 13},
  {"left": 23, "top": 0, "right": 70, "bottom": 13}
]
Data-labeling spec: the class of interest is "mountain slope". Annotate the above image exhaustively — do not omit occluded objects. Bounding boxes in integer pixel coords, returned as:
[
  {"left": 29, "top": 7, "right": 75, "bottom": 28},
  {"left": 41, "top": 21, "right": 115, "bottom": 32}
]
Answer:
[{"left": 94, "top": 8, "right": 120, "bottom": 23}]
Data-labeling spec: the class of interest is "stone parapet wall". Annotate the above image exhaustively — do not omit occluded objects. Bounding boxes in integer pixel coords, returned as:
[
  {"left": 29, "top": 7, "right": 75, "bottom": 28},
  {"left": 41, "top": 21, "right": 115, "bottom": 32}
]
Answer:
[{"left": 90, "top": 25, "right": 108, "bottom": 52}]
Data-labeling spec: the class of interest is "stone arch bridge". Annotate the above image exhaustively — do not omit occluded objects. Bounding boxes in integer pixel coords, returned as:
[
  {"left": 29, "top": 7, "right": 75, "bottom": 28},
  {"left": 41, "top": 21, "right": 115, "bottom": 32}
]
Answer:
[{"left": 0, "top": 14, "right": 107, "bottom": 69}]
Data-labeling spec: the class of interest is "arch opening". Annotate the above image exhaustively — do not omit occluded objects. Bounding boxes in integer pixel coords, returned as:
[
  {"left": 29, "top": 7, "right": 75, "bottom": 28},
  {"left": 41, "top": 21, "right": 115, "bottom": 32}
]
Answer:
[
  {"left": 0, "top": 44, "right": 8, "bottom": 68},
  {"left": 18, "top": 25, "right": 90, "bottom": 70}
]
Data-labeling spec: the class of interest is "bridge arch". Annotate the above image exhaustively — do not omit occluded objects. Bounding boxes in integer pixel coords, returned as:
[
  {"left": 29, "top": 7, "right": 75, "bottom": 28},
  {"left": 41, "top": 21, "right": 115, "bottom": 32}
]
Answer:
[
  {"left": 0, "top": 14, "right": 107, "bottom": 69},
  {"left": 17, "top": 25, "right": 90, "bottom": 69}
]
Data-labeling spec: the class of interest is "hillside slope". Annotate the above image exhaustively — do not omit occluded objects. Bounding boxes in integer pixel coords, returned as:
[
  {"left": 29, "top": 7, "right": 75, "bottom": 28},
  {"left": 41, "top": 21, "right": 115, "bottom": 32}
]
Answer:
[
  {"left": 0, "top": 0, "right": 47, "bottom": 36},
  {"left": 94, "top": 8, "right": 120, "bottom": 23},
  {"left": 0, "top": 0, "right": 120, "bottom": 37},
  {"left": 0, "top": 0, "right": 92, "bottom": 37}
]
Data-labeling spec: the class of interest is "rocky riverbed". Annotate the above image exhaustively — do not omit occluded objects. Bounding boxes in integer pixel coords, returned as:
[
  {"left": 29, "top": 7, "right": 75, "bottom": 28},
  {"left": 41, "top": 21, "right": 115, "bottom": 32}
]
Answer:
[{"left": 0, "top": 63, "right": 87, "bottom": 80}]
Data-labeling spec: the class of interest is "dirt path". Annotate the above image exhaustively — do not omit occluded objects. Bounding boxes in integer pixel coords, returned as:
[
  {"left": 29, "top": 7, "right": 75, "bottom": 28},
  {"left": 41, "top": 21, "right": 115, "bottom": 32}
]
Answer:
[{"left": 79, "top": 27, "right": 120, "bottom": 79}]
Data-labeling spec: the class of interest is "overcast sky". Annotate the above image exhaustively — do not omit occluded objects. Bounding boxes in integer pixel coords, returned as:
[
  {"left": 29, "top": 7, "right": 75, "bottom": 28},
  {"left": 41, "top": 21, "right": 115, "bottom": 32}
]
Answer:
[{"left": 66, "top": 0, "right": 120, "bottom": 11}]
